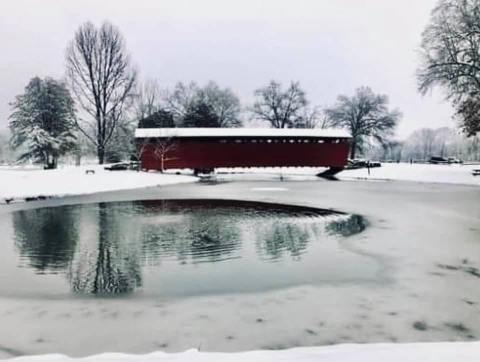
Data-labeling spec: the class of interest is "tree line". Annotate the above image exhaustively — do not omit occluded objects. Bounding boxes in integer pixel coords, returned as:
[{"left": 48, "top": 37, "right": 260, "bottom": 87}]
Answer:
[
  {"left": 367, "top": 127, "right": 480, "bottom": 162},
  {"left": 10, "top": 0, "right": 480, "bottom": 169},
  {"left": 8, "top": 24, "right": 401, "bottom": 166}
]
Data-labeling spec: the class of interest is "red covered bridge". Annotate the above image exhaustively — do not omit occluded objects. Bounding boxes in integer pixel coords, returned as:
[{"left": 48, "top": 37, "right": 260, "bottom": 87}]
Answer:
[{"left": 135, "top": 128, "right": 351, "bottom": 175}]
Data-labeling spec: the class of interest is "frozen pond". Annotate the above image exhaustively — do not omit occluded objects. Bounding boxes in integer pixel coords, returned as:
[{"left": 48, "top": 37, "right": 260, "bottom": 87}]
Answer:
[
  {"left": 0, "top": 199, "right": 372, "bottom": 299},
  {"left": 0, "top": 179, "right": 479, "bottom": 358}
]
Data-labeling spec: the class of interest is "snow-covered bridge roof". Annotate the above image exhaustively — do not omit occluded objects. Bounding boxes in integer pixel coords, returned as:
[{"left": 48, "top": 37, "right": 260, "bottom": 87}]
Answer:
[{"left": 135, "top": 128, "right": 351, "bottom": 139}]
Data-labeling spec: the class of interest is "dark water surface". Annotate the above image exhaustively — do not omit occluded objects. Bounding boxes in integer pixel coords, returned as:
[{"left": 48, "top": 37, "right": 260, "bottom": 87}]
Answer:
[{"left": 0, "top": 199, "right": 375, "bottom": 299}]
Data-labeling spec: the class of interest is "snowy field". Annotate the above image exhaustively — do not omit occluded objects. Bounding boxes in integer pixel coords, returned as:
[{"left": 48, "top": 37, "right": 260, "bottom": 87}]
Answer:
[
  {"left": 1, "top": 163, "right": 478, "bottom": 205},
  {"left": 0, "top": 163, "right": 479, "bottom": 361},
  {"left": 0, "top": 165, "right": 197, "bottom": 203},
  {"left": 216, "top": 163, "right": 480, "bottom": 186},
  {"left": 340, "top": 162, "right": 480, "bottom": 185}
]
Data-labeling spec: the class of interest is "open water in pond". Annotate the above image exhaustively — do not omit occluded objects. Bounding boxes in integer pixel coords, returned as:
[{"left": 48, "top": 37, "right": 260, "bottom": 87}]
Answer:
[{"left": 0, "top": 199, "right": 375, "bottom": 299}]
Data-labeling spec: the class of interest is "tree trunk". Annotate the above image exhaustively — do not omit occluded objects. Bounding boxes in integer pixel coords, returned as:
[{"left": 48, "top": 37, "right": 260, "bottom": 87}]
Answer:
[
  {"left": 349, "top": 141, "right": 356, "bottom": 159},
  {"left": 44, "top": 152, "right": 57, "bottom": 169},
  {"left": 98, "top": 146, "right": 105, "bottom": 165}
]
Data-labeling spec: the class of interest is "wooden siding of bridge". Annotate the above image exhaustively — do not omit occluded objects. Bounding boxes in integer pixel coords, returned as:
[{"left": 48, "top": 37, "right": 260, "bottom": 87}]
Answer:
[{"left": 139, "top": 137, "right": 350, "bottom": 171}]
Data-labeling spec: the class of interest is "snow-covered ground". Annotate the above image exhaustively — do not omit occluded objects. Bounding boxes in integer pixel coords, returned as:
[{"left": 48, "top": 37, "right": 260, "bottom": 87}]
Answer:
[
  {"left": 340, "top": 162, "right": 480, "bottom": 185},
  {"left": 0, "top": 163, "right": 479, "bottom": 361},
  {"left": 0, "top": 165, "right": 197, "bottom": 203},
  {"left": 1, "top": 163, "right": 478, "bottom": 204},
  {"left": 0, "top": 179, "right": 478, "bottom": 360},
  {"left": 5, "top": 342, "right": 480, "bottom": 361},
  {"left": 216, "top": 163, "right": 480, "bottom": 186}
]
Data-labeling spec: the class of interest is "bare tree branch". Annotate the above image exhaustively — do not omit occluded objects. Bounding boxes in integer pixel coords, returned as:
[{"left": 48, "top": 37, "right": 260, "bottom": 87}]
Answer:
[
  {"left": 325, "top": 86, "right": 401, "bottom": 158},
  {"left": 252, "top": 81, "right": 308, "bottom": 128},
  {"left": 66, "top": 21, "right": 137, "bottom": 164}
]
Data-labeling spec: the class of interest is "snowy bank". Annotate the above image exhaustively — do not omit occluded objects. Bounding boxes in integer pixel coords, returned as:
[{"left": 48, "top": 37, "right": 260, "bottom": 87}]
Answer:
[
  {"left": 215, "top": 163, "right": 480, "bottom": 186},
  {"left": 1, "top": 163, "right": 478, "bottom": 204},
  {"left": 339, "top": 162, "right": 480, "bottom": 185},
  {"left": 6, "top": 342, "right": 480, "bottom": 361},
  {"left": 0, "top": 165, "right": 197, "bottom": 202}
]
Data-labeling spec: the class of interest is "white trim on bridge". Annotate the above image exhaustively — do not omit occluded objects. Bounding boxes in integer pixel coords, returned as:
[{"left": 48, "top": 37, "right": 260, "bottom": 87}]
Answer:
[{"left": 135, "top": 128, "right": 351, "bottom": 139}]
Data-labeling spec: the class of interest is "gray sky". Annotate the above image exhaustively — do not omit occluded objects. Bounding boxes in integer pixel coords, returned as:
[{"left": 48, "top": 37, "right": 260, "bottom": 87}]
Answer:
[{"left": 0, "top": 0, "right": 454, "bottom": 139}]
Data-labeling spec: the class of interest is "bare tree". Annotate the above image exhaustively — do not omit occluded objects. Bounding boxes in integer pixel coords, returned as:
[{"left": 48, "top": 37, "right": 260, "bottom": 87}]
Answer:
[
  {"left": 131, "top": 137, "right": 152, "bottom": 171},
  {"left": 417, "top": 128, "right": 437, "bottom": 159},
  {"left": 133, "top": 137, "right": 176, "bottom": 172},
  {"left": 134, "top": 79, "right": 162, "bottom": 121},
  {"left": 296, "top": 106, "right": 328, "bottom": 129},
  {"left": 368, "top": 126, "right": 479, "bottom": 162},
  {"left": 163, "top": 81, "right": 242, "bottom": 127},
  {"left": 153, "top": 138, "right": 177, "bottom": 172},
  {"left": 434, "top": 127, "right": 454, "bottom": 157},
  {"left": 252, "top": 81, "right": 308, "bottom": 128},
  {"left": 163, "top": 82, "right": 200, "bottom": 123},
  {"left": 325, "top": 87, "right": 401, "bottom": 159},
  {"left": 66, "top": 21, "right": 137, "bottom": 164},
  {"left": 197, "top": 81, "right": 241, "bottom": 127},
  {"left": 417, "top": 0, "right": 480, "bottom": 135}
]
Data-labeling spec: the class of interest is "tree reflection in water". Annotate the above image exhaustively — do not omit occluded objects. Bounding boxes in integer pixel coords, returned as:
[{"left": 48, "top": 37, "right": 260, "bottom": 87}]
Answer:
[
  {"left": 68, "top": 203, "right": 142, "bottom": 295},
  {"left": 326, "top": 214, "right": 366, "bottom": 237},
  {"left": 13, "top": 206, "right": 79, "bottom": 272},
  {"left": 140, "top": 201, "right": 241, "bottom": 265},
  {"left": 255, "top": 222, "right": 317, "bottom": 261},
  {"left": 11, "top": 199, "right": 366, "bottom": 297}
]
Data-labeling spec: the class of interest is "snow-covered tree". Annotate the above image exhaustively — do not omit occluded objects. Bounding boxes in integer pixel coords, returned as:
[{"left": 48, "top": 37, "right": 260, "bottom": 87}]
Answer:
[
  {"left": 418, "top": 0, "right": 480, "bottom": 136},
  {"left": 0, "top": 130, "right": 16, "bottom": 164},
  {"left": 9, "top": 77, "right": 77, "bottom": 168}
]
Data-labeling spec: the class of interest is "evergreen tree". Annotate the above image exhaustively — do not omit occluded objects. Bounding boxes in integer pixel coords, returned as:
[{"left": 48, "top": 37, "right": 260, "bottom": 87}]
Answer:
[
  {"left": 182, "top": 101, "right": 221, "bottom": 127},
  {"left": 138, "top": 109, "right": 175, "bottom": 128},
  {"left": 9, "top": 77, "right": 77, "bottom": 168},
  {"left": 164, "top": 81, "right": 242, "bottom": 127}
]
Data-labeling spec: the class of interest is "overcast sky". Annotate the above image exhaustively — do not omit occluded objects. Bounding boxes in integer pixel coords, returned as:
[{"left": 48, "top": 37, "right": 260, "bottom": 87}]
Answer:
[{"left": 0, "top": 0, "right": 454, "bottom": 139}]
